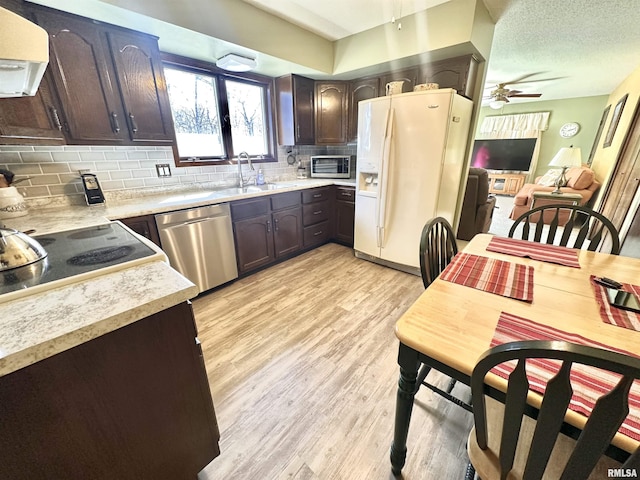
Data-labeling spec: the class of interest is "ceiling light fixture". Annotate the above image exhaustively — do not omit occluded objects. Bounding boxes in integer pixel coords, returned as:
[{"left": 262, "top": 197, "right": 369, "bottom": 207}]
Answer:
[
  {"left": 489, "top": 99, "right": 507, "bottom": 110},
  {"left": 215, "top": 53, "right": 257, "bottom": 72}
]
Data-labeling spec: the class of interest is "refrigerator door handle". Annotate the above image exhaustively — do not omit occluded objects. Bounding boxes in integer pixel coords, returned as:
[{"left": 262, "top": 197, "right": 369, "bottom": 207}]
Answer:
[
  {"left": 377, "top": 109, "right": 395, "bottom": 248},
  {"left": 375, "top": 107, "right": 391, "bottom": 248}
]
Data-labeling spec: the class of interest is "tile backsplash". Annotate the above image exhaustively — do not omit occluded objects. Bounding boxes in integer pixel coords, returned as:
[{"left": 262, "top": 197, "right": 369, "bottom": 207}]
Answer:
[{"left": 0, "top": 144, "right": 356, "bottom": 205}]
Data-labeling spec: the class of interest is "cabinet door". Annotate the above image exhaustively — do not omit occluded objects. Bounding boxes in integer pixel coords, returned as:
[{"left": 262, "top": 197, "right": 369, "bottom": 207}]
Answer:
[
  {"left": 348, "top": 77, "right": 379, "bottom": 143},
  {"left": 0, "top": 73, "right": 65, "bottom": 144},
  {"left": 419, "top": 55, "right": 479, "bottom": 98},
  {"left": 335, "top": 200, "right": 355, "bottom": 246},
  {"left": 107, "top": 31, "right": 175, "bottom": 143},
  {"left": 315, "top": 81, "right": 348, "bottom": 145},
  {"left": 33, "top": 7, "right": 126, "bottom": 143},
  {"left": 272, "top": 207, "right": 302, "bottom": 258},
  {"left": 117, "top": 214, "right": 161, "bottom": 246},
  {"left": 293, "top": 75, "right": 315, "bottom": 145},
  {"left": 234, "top": 214, "right": 275, "bottom": 274}
]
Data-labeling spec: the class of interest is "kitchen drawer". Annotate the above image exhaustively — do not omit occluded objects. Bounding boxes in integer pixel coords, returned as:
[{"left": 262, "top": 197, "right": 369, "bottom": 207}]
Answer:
[
  {"left": 302, "top": 186, "right": 331, "bottom": 204},
  {"left": 231, "top": 197, "right": 269, "bottom": 221},
  {"left": 302, "top": 200, "right": 330, "bottom": 226},
  {"left": 335, "top": 186, "right": 355, "bottom": 202},
  {"left": 271, "top": 191, "right": 301, "bottom": 211},
  {"left": 303, "top": 220, "right": 331, "bottom": 247}
]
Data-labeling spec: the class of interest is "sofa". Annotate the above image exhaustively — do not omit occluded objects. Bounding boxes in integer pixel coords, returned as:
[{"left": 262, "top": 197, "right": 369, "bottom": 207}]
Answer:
[
  {"left": 509, "top": 166, "right": 600, "bottom": 225},
  {"left": 457, "top": 167, "right": 497, "bottom": 240}
]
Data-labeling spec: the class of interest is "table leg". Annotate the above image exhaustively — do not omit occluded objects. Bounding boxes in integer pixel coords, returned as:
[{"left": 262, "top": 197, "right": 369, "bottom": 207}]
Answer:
[{"left": 390, "top": 343, "right": 420, "bottom": 476}]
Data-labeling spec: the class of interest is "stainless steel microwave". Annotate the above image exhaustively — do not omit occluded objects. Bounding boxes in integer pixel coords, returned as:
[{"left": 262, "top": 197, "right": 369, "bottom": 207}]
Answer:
[{"left": 310, "top": 155, "right": 352, "bottom": 178}]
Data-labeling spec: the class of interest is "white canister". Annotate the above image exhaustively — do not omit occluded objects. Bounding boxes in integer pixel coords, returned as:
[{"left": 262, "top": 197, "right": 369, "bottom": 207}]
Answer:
[
  {"left": 0, "top": 187, "right": 28, "bottom": 219},
  {"left": 385, "top": 80, "right": 406, "bottom": 95}
]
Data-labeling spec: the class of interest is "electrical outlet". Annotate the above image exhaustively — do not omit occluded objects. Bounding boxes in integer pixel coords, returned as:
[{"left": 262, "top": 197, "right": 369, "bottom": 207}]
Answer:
[{"left": 156, "top": 164, "right": 172, "bottom": 177}]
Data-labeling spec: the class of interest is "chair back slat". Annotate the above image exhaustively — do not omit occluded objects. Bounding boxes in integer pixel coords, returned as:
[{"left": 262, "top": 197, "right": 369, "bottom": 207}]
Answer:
[
  {"left": 523, "top": 361, "right": 574, "bottom": 480},
  {"left": 471, "top": 341, "right": 640, "bottom": 479},
  {"left": 561, "top": 376, "right": 633, "bottom": 480},
  {"left": 544, "top": 208, "right": 560, "bottom": 244},
  {"left": 499, "top": 359, "right": 529, "bottom": 479},
  {"left": 508, "top": 204, "right": 621, "bottom": 254},
  {"left": 419, "top": 217, "right": 458, "bottom": 289}
]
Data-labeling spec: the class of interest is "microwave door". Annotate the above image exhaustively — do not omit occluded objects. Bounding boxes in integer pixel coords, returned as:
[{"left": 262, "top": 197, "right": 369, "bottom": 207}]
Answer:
[{"left": 314, "top": 160, "right": 337, "bottom": 173}]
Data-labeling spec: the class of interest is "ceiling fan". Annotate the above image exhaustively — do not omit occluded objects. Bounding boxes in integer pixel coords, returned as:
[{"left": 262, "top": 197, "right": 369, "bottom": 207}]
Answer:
[
  {"left": 484, "top": 73, "right": 548, "bottom": 109},
  {"left": 485, "top": 83, "right": 542, "bottom": 109}
]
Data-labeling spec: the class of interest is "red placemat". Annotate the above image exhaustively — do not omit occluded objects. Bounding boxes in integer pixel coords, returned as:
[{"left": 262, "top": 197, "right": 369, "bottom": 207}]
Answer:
[
  {"left": 440, "top": 253, "right": 534, "bottom": 302},
  {"left": 591, "top": 275, "right": 640, "bottom": 331},
  {"left": 491, "top": 311, "right": 640, "bottom": 441},
  {"left": 486, "top": 236, "right": 581, "bottom": 268}
]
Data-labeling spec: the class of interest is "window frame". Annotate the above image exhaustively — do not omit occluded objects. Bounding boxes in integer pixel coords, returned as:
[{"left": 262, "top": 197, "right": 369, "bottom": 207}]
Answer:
[{"left": 162, "top": 53, "right": 278, "bottom": 167}]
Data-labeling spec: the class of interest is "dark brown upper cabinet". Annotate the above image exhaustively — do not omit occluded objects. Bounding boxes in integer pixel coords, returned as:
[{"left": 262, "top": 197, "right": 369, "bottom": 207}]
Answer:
[
  {"left": 380, "top": 67, "right": 419, "bottom": 95},
  {"left": 315, "top": 81, "right": 348, "bottom": 145},
  {"left": 31, "top": 5, "right": 174, "bottom": 145},
  {"left": 276, "top": 74, "right": 315, "bottom": 145},
  {"left": 348, "top": 77, "right": 380, "bottom": 143},
  {"left": 106, "top": 31, "right": 175, "bottom": 143},
  {"left": 0, "top": 70, "right": 66, "bottom": 145},
  {"left": 419, "top": 55, "right": 479, "bottom": 99}
]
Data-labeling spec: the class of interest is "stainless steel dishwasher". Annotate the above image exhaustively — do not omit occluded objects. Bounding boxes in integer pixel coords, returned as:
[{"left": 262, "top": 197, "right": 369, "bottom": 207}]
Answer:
[{"left": 155, "top": 203, "right": 238, "bottom": 293}]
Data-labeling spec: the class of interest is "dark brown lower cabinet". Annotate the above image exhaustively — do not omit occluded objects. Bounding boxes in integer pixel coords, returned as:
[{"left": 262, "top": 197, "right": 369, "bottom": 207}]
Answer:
[
  {"left": 117, "top": 213, "right": 161, "bottom": 246},
  {"left": 334, "top": 186, "right": 355, "bottom": 246},
  {"left": 232, "top": 192, "right": 303, "bottom": 275},
  {"left": 0, "top": 302, "right": 220, "bottom": 480}
]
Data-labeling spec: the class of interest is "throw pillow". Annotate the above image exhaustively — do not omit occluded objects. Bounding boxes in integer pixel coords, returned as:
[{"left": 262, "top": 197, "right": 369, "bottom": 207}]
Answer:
[
  {"left": 536, "top": 169, "right": 561, "bottom": 187},
  {"left": 566, "top": 167, "right": 595, "bottom": 190}
]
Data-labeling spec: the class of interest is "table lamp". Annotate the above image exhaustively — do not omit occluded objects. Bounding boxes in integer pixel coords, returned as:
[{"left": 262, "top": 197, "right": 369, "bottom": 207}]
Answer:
[{"left": 548, "top": 146, "right": 582, "bottom": 194}]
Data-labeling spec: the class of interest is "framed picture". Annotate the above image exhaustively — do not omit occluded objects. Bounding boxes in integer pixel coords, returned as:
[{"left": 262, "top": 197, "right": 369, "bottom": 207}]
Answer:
[
  {"left": 603, "top": 94, "right": 628, "bottom": 147},
  {"left": 587, "top": 104, "right": 610, "bottom": 164}
]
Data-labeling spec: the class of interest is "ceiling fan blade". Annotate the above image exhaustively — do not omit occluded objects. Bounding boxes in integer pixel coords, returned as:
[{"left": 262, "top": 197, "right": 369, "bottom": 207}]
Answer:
[
  {"left": 506, "top": 89, "right": 523, "bottom": 96},
  {"left": 509, "top": 93, "right": 542, "bottom": 98},
  {"left": 506, "top": 76, "right": 567, "bottom": 85},
  {"left": 486, "top": 72, "right": 545, "bottom": 86}
]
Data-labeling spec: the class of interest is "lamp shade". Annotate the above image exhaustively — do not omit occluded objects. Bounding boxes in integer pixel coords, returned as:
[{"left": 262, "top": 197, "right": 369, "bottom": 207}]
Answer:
[
  {"left": 549, "top": 147, "right": 582, "bottom": 168},
  {"left": 216, "top": 53, "right": 257, "bottom": 72},
  {"left": 489, "top": 99, "right": 506, "bottom": 110}
]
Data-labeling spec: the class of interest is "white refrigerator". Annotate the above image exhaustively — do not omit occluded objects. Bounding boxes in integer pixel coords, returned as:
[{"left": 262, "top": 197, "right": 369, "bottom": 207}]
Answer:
[{"left": 353, "top": 88, "right": 473, "bottom": 273}]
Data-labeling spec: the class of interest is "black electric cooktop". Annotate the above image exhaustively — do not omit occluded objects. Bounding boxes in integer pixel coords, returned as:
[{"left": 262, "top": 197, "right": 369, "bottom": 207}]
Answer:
[{"left": 0, "top": 222, "right": 159, "bottom": 298}]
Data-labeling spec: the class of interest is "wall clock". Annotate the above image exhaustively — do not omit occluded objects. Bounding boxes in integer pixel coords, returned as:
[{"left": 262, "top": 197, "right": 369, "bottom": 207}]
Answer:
[{"left": 560, "top": 122, "right": 580, "bottom": 138}]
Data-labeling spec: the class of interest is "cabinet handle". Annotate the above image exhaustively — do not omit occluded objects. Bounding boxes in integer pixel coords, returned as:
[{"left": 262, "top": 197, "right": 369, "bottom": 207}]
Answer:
[
  {"left": 274, "top": 217, "right": 279, "bottom": 231},
  {"left": 296, "top": 124, "right": 300, "bottom": 140},
  {"left": 129, "top": 112, "right": 138, "bottom": 133},
  {"left": 111, "top": 112, "right": 121, "bottom": 133},
  {"left": 313, "top": 230, "right": 324, "bottom": 236},
  {"left": 49, "top": 107, "right": 62, "bottom": 131},
  {"left": 341, "top": 192, "right": 352, "bottom": 196},
  {"left": 313, "top": 193, "right": 322, "bottom": 198},
  {"left": 313, "top": 210, "right": 323, "bottom": 215},
  {"left": 267, "top": 220, "right": 271, "bottom": 233}
]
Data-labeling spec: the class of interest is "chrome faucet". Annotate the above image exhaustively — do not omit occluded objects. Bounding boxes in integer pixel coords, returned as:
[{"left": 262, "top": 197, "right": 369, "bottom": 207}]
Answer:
[{"left": 237, "top": 151, "right": 254, "bottom": 187}]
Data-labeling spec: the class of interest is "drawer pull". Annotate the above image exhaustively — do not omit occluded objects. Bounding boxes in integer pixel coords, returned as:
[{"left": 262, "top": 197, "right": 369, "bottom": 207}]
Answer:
[
  {"left": 313, "top": 210, "right": 323, "bottom": 215},
  {"left": 341, "top": 192, "right": 352, "bottom": 196},
  {"left": 313, "top": 230, "right": 324, "bottom": 236},
  {"left": 313, "top": 193, "right": 322, "bottom": 198}
]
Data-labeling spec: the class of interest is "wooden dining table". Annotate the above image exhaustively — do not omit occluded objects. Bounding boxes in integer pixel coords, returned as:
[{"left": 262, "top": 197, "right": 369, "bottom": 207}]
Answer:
[{"left": 390, "top": 233, "right": 640, "bottom": 475}]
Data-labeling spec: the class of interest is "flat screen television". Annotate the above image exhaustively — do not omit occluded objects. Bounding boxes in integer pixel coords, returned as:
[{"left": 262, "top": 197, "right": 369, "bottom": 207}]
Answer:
[{"left": 471, "top": 138, "right": 537, "bottom": 172}]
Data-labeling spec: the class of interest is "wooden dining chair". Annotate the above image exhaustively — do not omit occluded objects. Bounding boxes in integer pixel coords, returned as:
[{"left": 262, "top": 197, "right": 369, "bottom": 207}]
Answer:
[
  {"left": 417, "top": 218, "right": 471, "bottom": 411},
  {"left": 508, "top": 204, "right": 621, "bottom": 254},
  {"left": 466, "top": 340, "right": 640, "bottom": 480}
]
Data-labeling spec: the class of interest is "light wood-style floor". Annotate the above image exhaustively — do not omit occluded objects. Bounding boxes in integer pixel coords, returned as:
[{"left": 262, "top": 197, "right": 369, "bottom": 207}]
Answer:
[{"left": 194, "top": 243, "right": 473, "bottom": 480}]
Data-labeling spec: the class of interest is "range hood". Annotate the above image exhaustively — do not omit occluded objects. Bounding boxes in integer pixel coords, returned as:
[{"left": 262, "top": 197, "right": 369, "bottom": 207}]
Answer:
[{"left": 0, "top": 7, "right": 49, "bottom": 98}]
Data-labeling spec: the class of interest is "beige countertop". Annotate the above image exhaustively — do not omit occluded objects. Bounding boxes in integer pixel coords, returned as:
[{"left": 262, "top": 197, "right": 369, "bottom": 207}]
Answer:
[
  {"left": 3, "top": 178, "right": 356, "bottom": 235},
  {"left": 0, "top": 178, "right": 355, "bottom": 377}
]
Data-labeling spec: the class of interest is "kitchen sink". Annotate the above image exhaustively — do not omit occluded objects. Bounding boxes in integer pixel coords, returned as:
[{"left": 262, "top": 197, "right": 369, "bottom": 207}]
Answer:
[{"left": 242, "top": 183, "right": 296, "bottom": 192}]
